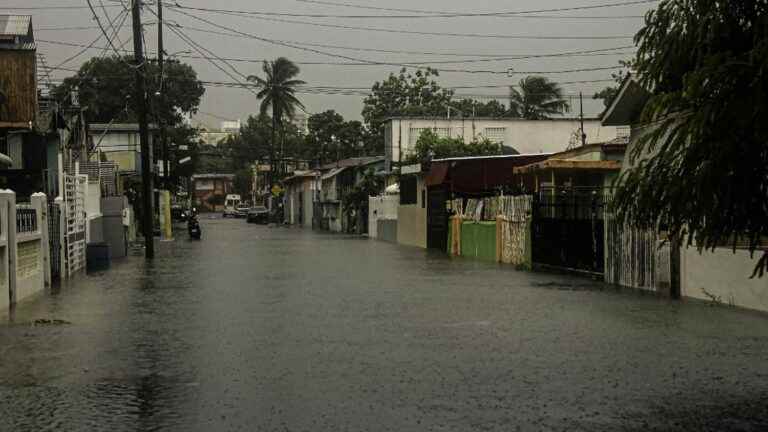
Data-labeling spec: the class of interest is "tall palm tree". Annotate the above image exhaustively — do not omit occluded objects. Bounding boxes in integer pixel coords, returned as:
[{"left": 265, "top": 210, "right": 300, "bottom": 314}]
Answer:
[
  {"left": 508, "top": 76, "right": 569, "bottom": 120},
  {"left": 247, "top": 57, "right": 305, "bottom": 188}
]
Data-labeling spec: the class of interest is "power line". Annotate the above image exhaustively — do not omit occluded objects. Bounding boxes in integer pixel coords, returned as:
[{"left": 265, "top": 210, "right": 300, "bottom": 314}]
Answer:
[
  {"left": 293, "top": 0, "right": 658, "bottom": 16},
  {"left": 168, "top": 2, "right": 648, "bottom": 19},
  {"left": 148, "top": 9, "right": 260, "bottom": 98},
  {"left": 53, "top": 7, "right": 129, "bottom": 68},
  {"left": 172, "top": 21, "right": 636, "bottom": 58},
  {"left": 167, "top": 5, "right": 637, "bottom": 40},
  {"left": 86, "top": 0, "right": 128, "bottom": 59},
  {"left": 166, "top": 9, "right": 632, "bottom": 75},
  {"left": 37, "top": 39, "right": 635, "bottom": 65},
  {"left": 0, "top": 4, "right": 123, "bottom": 10}
]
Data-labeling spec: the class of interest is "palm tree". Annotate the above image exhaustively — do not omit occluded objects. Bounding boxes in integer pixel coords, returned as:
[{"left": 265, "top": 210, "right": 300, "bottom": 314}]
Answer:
[
  {"left": 508, "top": 76, "right": 569, "bottom": 120},
  {"left": 247, "top": 57, "right": 305, "bottom": 188}
]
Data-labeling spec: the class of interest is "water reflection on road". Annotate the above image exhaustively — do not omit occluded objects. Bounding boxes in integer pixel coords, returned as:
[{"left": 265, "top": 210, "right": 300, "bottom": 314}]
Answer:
[{"left": 1, "top": 218, "right": 767, "bottom": 431}]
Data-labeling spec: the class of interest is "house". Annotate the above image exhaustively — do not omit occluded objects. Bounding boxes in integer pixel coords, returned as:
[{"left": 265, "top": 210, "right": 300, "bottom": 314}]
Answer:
[
  {"left": 0, "top": 15, "right": 37, "bottom": 130},
  {"left": 602, "top": 76, "right": 768, "bottom": 311},
  {"left": 423, "top": 153, "right": 551, "bottom": 251},
  {"left": 383, "top": 116, "right": 621, "bottom": 170},
  {"left": 89, "top": 123, "right": 160, "bottom": 176},
  {"left": 511, "top": 140, "right": 628, "bottom": 274},
  {"left": 191, "top": 173, "right": 234, "bottom": 212},
  {"left": 0, "top": 15, "right": 45, "bottom": 198},
  {"left": 283, "top": 170, "right": 319, "bottom": 228},
  {"left": 318, "top": 156, "right": 385, "bottom": 233}
]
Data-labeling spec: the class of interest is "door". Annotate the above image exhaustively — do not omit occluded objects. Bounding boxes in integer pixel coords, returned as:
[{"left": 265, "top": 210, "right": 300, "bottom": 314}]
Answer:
[{"left": 427, "top": 187, "right": 449, "bottom": 251}]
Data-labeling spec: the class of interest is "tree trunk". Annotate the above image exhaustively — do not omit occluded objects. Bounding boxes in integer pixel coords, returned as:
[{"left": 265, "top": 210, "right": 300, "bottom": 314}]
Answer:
[{"left": 270, "top": 109, "right": 277, "bottom": 191}]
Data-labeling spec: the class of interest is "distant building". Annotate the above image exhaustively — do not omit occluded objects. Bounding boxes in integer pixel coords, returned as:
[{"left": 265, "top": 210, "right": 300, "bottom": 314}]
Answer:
[
  {"left": 191, "top": 173, "right": 234, "bottom": 212},
  {"left": 220, "top": 120, "right": 241, "bottom": 134},
  {"left": 383, "top": 116, "right": 619, "bottom": 171},
  {"left": 89, "top": 123, "right": 159, "bottom": 176},
  {"left": 197, "top": 120, "right": 241, "bottom": 147}
]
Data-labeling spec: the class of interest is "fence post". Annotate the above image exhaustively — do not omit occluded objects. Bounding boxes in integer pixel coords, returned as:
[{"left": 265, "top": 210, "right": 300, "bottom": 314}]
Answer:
[
  {"left": 1, "top": 190, "right": 18, "bottom": 305},
  {"left": 31, "top": 193, "right": 50, "bottom": 287},
  {"left": 55, "top": 196, "right": 67, "bottom": 280}
]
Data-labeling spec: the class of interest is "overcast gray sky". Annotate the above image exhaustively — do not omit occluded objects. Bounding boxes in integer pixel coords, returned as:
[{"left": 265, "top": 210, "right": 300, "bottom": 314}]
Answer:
[{"left": 6, "top": 0, "right": 657, "bottom": 128}]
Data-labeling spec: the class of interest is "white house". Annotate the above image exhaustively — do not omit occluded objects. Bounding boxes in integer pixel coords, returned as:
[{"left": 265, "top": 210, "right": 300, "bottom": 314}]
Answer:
[
  {"left": 383, "top": 117, "right": 622, "bottom": 169},
  {"left": 89, "top": 123, "right": 158, "bottom": 175}
]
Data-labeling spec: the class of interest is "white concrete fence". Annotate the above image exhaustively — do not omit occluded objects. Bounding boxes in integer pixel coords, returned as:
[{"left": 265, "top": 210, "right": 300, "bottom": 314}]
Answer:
[{"left": 0, "top": 191, "right": 50, "bottom": 309}]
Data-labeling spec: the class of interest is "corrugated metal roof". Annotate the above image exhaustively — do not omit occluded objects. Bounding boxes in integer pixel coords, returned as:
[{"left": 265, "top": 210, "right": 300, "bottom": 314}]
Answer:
[{"left": 0, "top": 15, "right": 31, "bottom": 37}]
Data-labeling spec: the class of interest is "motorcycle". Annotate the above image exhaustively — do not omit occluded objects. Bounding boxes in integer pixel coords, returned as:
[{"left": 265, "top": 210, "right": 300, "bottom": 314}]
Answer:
[{"left": 188, "top": 210, "right": 202, "bottom": 240}]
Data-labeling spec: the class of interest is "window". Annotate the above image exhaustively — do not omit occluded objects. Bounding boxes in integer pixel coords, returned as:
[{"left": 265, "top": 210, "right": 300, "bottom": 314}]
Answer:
[
  {"left": 483, "top": 127, "right": 506, "bottom": 144},
  {"left": 400, "top": 176, "right": 418, "bottom": 205},
  {"left": 433, "top": 127, "right": 451, "bottom": 138},
  {"left": 409, "top": 128, "right": 429, "bottom": 147}
]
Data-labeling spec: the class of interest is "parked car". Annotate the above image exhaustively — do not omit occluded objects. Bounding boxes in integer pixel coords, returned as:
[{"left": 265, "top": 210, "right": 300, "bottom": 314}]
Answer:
[
  {"left": 233, "top": 205, "right": 250, "bottom": 218},
  {"left": 246, "top": 206, "right": 269, "bottom": 224}
]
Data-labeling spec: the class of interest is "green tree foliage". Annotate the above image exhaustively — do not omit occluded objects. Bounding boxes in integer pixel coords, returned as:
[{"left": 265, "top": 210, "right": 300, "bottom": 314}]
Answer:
[
  {"left": 449, "top": 99, "right": 508, "bottom": 117},
  {"left": 233, "top": 168, "right": 254, "bottom": 198},
  {"left": 508, "top": 76, "right": 569, "bottom": 120},
  {"left": 362, "top": 68, "right": 454, "bottom": 149},
  {"left": 612, "top": 0, "right": 768, "bottom": 276},
  {"left": 342, "top": 168, "right": 384, "bottom": 215},
  {"left": 167, "top": 124, "right": 201, "bottom": 182},
  {"left": 306, "top": 110, "right": 367, "bottom": 163},
  {"left": 593, "top": 60, "right": 636, "bottom": 108},
  {"left": 404, "top": 130, "right": 503, "bottom": 164},
  {"left": 247, "top": 57, "right": 305, "bottom": 184},
  {"left": 53, "top": 56, "right": 204, "bottom": 126}
]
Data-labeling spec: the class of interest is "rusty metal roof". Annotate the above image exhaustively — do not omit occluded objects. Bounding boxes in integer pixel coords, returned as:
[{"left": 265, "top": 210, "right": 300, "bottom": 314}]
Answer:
[
  {"left": 514, "top": 159, "right": 622, "bottom": 174},
  {"left": 0, "top": 15, "right": 31, "bottom": 36}
]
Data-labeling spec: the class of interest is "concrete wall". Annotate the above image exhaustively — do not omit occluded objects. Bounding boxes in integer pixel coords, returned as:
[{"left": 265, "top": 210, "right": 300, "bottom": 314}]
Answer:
[
  {"left": 377, "top": 219, "right": 398, "bottom": 243},
  {"left": 397, "top": 206, "right": 426, "bottom": 248},
  {"left": 386, "top": 118, "right": 619, "bottom": 164},
  {"left": 681, "top": 247, "right": 768, "bottom": 312}
]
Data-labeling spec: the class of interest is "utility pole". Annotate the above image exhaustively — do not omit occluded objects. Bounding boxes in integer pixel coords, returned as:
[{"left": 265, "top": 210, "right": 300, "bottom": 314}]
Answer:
[
  {"left": 579, "top": 92, "right": 586, "bottom": 147},
  {"left": 157, "top": 0, "right": 169, "bottom": 186},
  {"left": 131, "top": 0, "right": 155, "bottom": 258}
]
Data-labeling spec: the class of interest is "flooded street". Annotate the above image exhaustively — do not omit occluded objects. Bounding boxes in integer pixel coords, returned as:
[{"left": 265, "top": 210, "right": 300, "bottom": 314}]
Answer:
[{"left": 1, "top": 218, "right": 767, "bottom": 431}]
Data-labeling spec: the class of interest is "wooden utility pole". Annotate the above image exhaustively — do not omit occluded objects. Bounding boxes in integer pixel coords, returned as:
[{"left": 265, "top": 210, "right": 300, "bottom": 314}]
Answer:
[
  {"left": 158, "top": 0, "right": 169, "bottom": 186},
  {"left": 579, "top": 92, "right": 586, "bottom": 147},
  {"left": 131, "top": 0, "right": 155, "bottom": 258}
]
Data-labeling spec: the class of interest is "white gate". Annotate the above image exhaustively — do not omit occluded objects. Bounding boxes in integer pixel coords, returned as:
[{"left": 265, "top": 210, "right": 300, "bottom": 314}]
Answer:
[
  {"left": 64, "top": 174, "right": 87, "bottom": 277},
  {"left": 605, "top": 215, "right": 672, "bottom": 293}
]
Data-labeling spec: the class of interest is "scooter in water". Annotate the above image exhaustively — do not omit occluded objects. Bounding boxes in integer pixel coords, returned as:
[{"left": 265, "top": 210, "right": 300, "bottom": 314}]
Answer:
[{"left": 188, "top": 210, "right": 202, "bottom": 240}]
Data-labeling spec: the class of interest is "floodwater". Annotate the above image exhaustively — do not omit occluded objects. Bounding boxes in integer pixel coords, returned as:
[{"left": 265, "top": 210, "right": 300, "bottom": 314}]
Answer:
[{"left": 1, "top": 218, "right": 767, "bottom": 431}]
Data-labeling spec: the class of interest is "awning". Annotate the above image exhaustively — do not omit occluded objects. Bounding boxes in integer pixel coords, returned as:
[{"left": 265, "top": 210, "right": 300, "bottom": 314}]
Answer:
[{"left": 321, "top": 167, "right": 347, "bottom": 180}]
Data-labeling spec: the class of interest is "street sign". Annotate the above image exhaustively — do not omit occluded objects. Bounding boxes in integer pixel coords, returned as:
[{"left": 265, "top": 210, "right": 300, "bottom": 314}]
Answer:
[{"left": 178, "top": 156, "right": 192, "bottom": 164}]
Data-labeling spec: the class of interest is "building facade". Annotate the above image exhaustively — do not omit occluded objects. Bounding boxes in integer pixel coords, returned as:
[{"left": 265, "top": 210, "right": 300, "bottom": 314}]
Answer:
[
  {"left": 383, "top": 117, "right": 621, "bottom": 169},
  {"left": 191, "top": 173, "right": 234, "bottom": 212}
]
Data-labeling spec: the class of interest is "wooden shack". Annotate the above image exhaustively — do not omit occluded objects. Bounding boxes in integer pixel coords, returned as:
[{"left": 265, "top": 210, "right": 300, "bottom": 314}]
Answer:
[{"left": 0, "top": 15, "right": 37, "bottom": 129}]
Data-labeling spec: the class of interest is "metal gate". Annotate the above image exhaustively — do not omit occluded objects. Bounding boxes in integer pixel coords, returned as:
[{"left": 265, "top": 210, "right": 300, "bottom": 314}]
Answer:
[
  {"left": 427, "top": 187, "right": 450, "bottom": 251},
  {"left": 531, "top": 190, "right": 605, "bottom": 274},
  {"left": 605, "top": 215, "right": 673, "bottom": 293},
  {"left": 47, "top": 201, "right": 62, "bottom": 279},
  {"left": 64, "top": 174, "right": 87, "bottom": 276}
]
